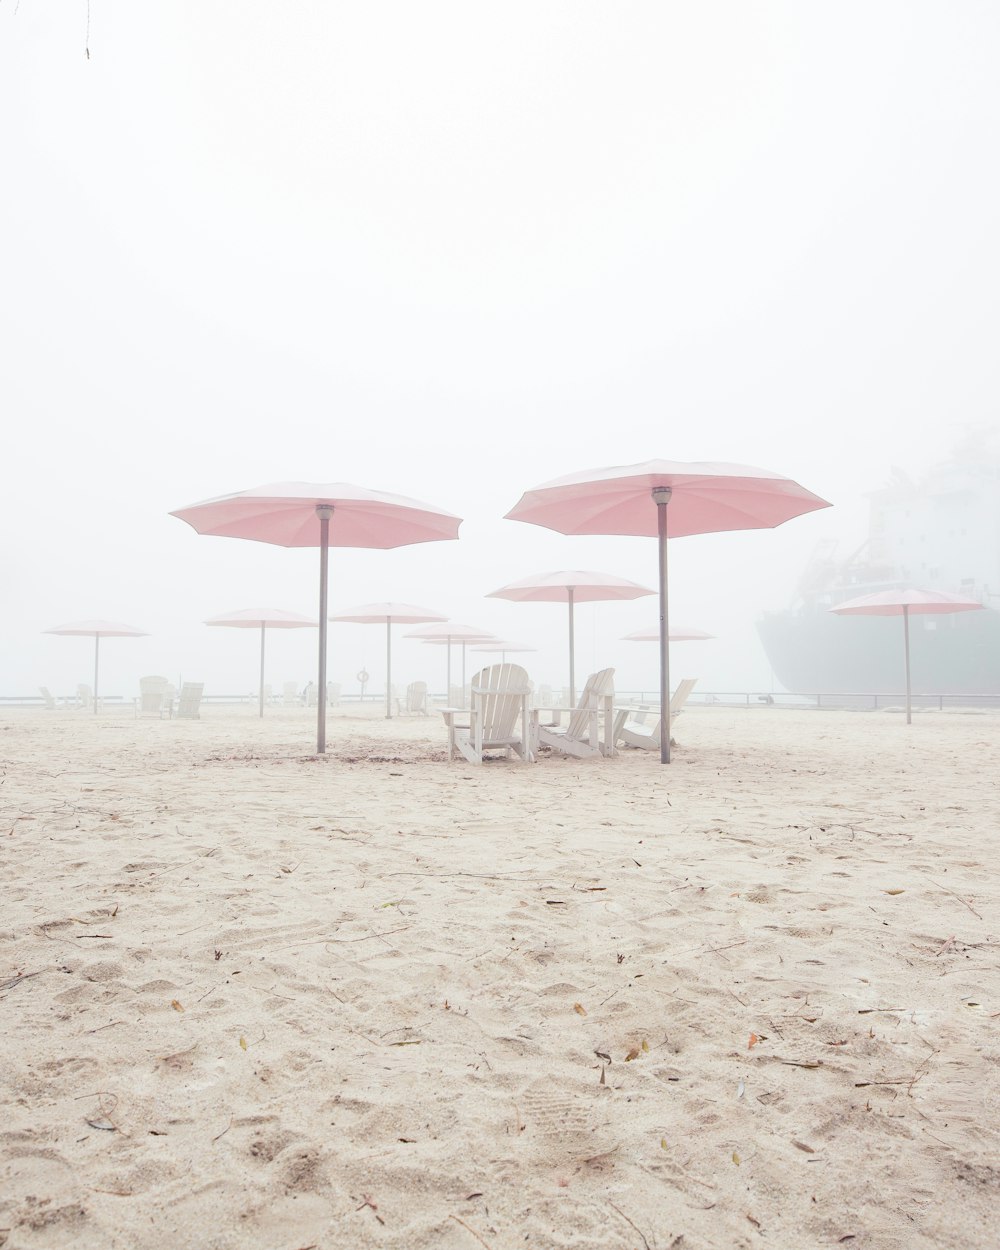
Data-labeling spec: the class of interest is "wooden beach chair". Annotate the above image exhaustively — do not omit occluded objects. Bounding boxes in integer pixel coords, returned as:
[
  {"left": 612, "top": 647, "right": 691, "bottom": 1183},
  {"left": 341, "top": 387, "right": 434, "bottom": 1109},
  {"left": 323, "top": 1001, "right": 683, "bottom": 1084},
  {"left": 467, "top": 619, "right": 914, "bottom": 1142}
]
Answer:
[
  {"left": 441, "top": 664, "right": 534, "bottom": 763},
  {"left": 532, "top": 668, "right": 616, "bottom": 759},
  {"left": 175, "top": 682, "right": 204, "bottom": 719},
  {"left": 397, "top": 680, "right": 429, "bottom": 715},
  {"left": 613, "top": 678, "right": 698, "bottom": 751}
]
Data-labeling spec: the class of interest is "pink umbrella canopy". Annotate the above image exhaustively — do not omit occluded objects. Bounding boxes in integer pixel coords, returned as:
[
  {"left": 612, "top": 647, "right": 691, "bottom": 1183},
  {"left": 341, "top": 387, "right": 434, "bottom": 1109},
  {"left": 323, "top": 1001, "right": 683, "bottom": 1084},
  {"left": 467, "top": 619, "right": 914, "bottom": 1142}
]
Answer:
[
  {"left": 506, "top": 460, "right": 831, "bottom": 762},
  {"left": 44, "top": 620, "right": 149, "bottom": 714},
  {"left": 171, "top": 483, "right": 462, "bottom": 753},
  {"left": 831, "top": 588, "right": 983, "bottom": 724},
  {"left": 623, "top": 626, "right": 715, "bottom": 641},
  {"left": 205, "top": 608, "right": 317, "bottom": 719},
  {"left": 329, "top": 602, "right": 448, "bottom": 719},
  {"left": 471, "top": 640, "right": 537, "bottom": 662},
  {"left": 488, "top": 569, "right": 653, "bottom": 702},
  {"left": 409, "top": 622, "right": 498, "bottom": 702}
]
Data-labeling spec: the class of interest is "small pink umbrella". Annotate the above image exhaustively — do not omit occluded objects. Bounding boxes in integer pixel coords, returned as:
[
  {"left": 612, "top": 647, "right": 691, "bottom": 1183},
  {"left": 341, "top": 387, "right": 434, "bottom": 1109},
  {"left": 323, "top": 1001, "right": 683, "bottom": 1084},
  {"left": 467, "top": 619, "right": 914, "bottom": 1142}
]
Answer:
[
  {"left": 487, "top": 569, "right": 653, "bottom": 703},
  {"left": 171, "top": 482, "right": 462, "bottom": 753},
  {"left": 205, "top": 608, "right": 317, "bottom": 719},
  {"left": 408, "top": 622, "right": 497, "bottom": 703},
  {"left": 470, "top": 640, "right": 537, "bottom": 663},
  {"left": 329, "top": 602, "right": 448, "bottom": 719},
  {"left": 623, "top": 627, "right": 715, "bottom": 642},
  {"left": 43, "top": 619, "right": 148, "bottom": 714},
  {"left": 506, "top": 460, "right": 830, "bottom": 762},
  {"left": 830, "top": 588, "right": 984, "bottom": 724}
]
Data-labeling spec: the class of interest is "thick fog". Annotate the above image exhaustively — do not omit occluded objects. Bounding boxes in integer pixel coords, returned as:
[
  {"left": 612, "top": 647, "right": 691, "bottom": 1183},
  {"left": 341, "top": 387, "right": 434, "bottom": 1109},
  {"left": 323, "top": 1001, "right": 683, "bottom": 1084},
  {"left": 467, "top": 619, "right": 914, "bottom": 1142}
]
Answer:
[{"left": 3, "top": 3, "right": 998, "bottom": 701}]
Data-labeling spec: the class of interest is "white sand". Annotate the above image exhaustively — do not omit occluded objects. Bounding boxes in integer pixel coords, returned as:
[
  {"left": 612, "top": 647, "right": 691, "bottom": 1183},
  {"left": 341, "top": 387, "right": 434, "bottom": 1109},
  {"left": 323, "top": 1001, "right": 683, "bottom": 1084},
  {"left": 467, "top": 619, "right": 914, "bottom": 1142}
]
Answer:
[{"left": 2, "top": 703, "right": 998, "bottom": 1249}]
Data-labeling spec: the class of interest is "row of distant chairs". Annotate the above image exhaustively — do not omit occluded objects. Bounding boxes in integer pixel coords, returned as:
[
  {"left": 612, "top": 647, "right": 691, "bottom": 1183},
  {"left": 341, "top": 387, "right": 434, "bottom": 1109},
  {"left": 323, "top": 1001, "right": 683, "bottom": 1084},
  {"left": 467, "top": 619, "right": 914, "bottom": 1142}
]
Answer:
[
  {"left": 442, "top": 665, "right": 698, "bottom": 764},
  {"left": 37, "top": 680, "right": 204, "bottom": 718}
]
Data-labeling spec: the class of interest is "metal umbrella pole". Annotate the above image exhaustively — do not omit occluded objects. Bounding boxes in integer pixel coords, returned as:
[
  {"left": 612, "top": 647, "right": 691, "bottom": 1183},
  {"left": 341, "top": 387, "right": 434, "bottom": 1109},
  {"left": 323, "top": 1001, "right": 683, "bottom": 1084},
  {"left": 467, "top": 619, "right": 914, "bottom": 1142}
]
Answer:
[
  {"left": 386, "top": 617, "right": 393, "bottom": 719},
  {"left": 567, "top": 586, "right": 575, "bottom": 706},
  {"left": 258, "top": 624, "right": 267, "bottom": 719},
  {"left": 93, "top": 635, "right": 100, "bottom": 714},
  {"left": 902, "top": 605, "right": 912, "bottom": 725},
  {"left": 316, "top": 505, "right": 332, "bottom": 753},
  {"left": 653, "top": 487, "right": 672, "bottom": 764}
]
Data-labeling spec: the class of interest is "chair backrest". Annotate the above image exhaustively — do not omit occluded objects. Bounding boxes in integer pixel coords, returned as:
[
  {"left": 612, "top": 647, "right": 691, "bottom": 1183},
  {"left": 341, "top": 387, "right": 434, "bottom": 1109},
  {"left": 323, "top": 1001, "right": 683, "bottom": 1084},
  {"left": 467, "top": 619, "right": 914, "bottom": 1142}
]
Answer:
[
  {"left": 670, "top": 677, "right": 698, "bottom": 717},
  {"left": 176, "top": 682, "right": 204, "bottom": 719},
  {"left": 470, "top": 664, "right": 531, "bottom": 741},
  {"left": 39, "top": 686, "right": 57, "bottom": 709},
  {"left": 405, "top": 681, "right": 428, "bottom": 714},
  {"left": 139, "top": 675, "right": 167, "bottom": 715},
  {"left": 283, "top": 681, "right": 299, "bottom": 705},
  {"left": 565, "top": 668, "right": 615, "bottom": 740},
  {"left": 77, "top": 684, "right": 94, "bottom": 708},
  {"left": 327, "top": 681, "right": 341, "bottom": 706}
]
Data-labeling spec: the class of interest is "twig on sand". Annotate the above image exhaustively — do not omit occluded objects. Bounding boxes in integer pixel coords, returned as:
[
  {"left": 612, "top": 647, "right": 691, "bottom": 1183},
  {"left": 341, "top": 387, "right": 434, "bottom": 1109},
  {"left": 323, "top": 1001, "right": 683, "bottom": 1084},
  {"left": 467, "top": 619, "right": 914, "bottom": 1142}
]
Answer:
[
  {"left": 919, "top": 872, "right": 982, "bottom": 920},
  {"left": 449, "top": 1213, "right": 491, "bottom": 1247},
  {"left": 608, "top": 1201, "right": 651, "bottom": 1250},
  {"left": 0, "top": 969, "right": 45, "bottom": 995},
  {"left": 211, "top": 1115, "right": 233, "bottom": 1143}
]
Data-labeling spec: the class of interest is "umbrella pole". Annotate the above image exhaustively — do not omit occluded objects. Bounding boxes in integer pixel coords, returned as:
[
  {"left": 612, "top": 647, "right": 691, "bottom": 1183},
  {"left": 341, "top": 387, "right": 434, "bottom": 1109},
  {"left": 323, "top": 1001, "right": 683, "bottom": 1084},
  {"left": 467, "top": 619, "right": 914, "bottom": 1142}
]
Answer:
[
  {"left": 386, "top": 619, "right": 392, "bottom": 719},
  {"left": 903, "top": 605, "right": 912, "bottom": 725},
  {"left": 93, "top": 634, "right": 100, "bottom": 715},
  {"left": 316, "top": 505, "right": 333, "bottom": 753},
  {"left": 653, "top": 487, "right": 672, "bottom": 764},
  {"left": 567, "top": 587, "right": 576, "bottom": 706},
  {"left": 259, "top": 624, "right": 266, "bottom": 718}
]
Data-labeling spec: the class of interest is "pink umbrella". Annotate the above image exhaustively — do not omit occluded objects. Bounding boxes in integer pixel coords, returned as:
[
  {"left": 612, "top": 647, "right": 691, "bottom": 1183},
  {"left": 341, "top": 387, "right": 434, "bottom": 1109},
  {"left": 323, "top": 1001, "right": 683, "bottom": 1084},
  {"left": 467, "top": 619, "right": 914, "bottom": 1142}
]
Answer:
[
  {"left": 506, "top": 460, "right": 830, "bottom": 762},
  {"left": 329, "top": 602, "right": 447, "bottom": 719},
  {"left": 171, "top": 482, "right": 462, "bottom": 753},
  {"left": 623, "top": 627, "right": 715, "bottom": 642},
  {"left": 487, "top": 569, "right": 653, "bottom": 703},
  {"left": 470, "top": 640, "right": 537, "bottom": 663},
  {"left": 830, "top": 588, "right": 984, "bottom": 724},
  {"left": 205, "top": 607, "right": 317, "bottom": 719},
  {"left": 43, "top": 619, "right": 148, "bottom": 714},
  {"left": 408, "top": 622, "right": 497, "bottom": 703}
]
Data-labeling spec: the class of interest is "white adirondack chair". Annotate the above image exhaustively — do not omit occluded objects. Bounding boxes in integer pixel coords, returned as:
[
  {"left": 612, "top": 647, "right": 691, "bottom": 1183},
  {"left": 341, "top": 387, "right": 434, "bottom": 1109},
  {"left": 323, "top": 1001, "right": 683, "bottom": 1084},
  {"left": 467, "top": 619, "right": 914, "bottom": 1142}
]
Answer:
[
  {"left": 136, "top": 675, "right": 170, "bottom": 718},
  {"left": 175, "top": 682, "right": 205, "bottom": 719},
  {"left": 441, "top": 664, "right": 534, "bottom": 764},
  {"left": 38, "top": 686, "right": 58, "bottom": 710},
  {"left": 283, "top": 681, "right": 299, "bottom": 706},
  {"left": 532, "top": 668, "right": 616, "bottom": 758},
  {"left": 398, "top": 680, "right": 429, "bottom": 715},
  {"left": 614, "top": 678, "right": 698, "bottom": 751}
]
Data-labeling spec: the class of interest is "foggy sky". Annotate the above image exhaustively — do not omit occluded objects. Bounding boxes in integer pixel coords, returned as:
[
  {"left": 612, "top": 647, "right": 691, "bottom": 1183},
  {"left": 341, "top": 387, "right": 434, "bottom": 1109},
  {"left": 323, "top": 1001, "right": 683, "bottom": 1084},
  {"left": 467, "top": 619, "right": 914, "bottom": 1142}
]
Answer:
[{"left": 3, "top": 2, "right": 998, "bottom": 699}]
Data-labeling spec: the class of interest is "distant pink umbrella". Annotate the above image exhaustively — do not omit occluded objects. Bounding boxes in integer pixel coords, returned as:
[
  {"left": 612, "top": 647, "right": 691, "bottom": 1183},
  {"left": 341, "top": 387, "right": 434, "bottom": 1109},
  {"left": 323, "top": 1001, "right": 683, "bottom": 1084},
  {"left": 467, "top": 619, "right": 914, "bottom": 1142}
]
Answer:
[
  {"left": 506, "top": 460, "right": 830, "bottom": 762},
  {"left": 409, "top": 622, "right": 497, "bottom": 703},
  {"left": 205, "top": 607, "right": 317, "bottom": 719},
  {"left": 329, "top": 602, "right": 448, "bottom": 719},
  {"left": 623, "top": 627, "right": 715, "bottom": 642},
  {"left": 171, "top": 482, "right": 462, "bottom": 753},
  {"left": 831, "top": 588, "right": 983, "bottom": 724},
  {"left": 470, "top": 640, "right": 537, "bottom": 663},
  {"left": 487, "top": 569, "right": 653, "bottom": 703},
  {"left": 43, "top": 619, "right": 148, "bottom": 714}
]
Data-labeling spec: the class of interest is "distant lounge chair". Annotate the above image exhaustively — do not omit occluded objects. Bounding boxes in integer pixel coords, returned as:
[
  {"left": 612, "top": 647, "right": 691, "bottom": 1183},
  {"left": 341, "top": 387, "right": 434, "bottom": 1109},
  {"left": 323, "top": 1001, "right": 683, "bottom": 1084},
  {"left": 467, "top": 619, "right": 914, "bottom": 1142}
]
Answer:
[
  {"left": 397, "top": 680, "right": 429, "bottom": 715},
  {"left": 283, "top": 682, "right": 299, "bottom": 706},
  {"left": 532, "top": 668, "right": 616, "bottom": 759},
  {"left": 137, "top": 675, "right": 170, "bottom": 718},
  {"left": 38, "top": 686, "right": 59, "bottom": 710},
  {"left": 614, "top": 678, "right": 698, "bottom": 751},
  {"left": 175, "top": 682, "right": 204, "bottom": 719},
  {"left": 327, "top": 681, "right": 341, "bottom": 707},
  {"left": 442, "top": 664, "right": 534, "bottom": 764},
  {"left": 76, "top": 684, "right": 95, "bottom": 710}
]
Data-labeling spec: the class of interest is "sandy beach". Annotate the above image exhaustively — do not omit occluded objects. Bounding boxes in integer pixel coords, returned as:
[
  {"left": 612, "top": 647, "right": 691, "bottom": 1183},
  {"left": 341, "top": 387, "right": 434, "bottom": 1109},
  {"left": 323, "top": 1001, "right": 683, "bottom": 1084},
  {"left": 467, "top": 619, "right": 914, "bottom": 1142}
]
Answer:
[{"left": 2, "top": 703, "right": 998, "bottom": 1250}]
